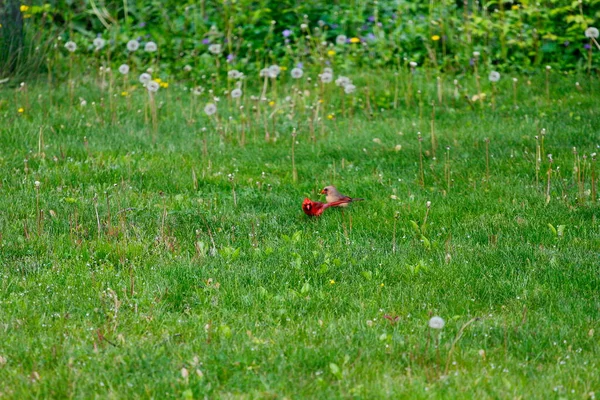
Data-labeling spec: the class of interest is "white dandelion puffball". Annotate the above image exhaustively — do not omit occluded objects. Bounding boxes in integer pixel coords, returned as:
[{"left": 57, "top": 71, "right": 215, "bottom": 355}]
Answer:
[
  {"left": 321, "top": 72, "right": 333, "bottom": 83},
  {"left": 93, "top": 37, "right": 106, "bottom": 50},
  {"left": 144, "top": 41, "right": 158, "bottom": 52},
  {"left": 335, "top": 76, "right": 351, "bottom": 87},
  {"left": 585, "top": 27, "right": 599, "bottom": 39},
  {"left": 139, "top": 73, "right": 152, "bottom": 84},
  {"left": 268, "top": 65, "right": 281, "bottom": 78},
  {"left": 126, "top": 39, "right": 140, "bottom": 52},
  {"left": 473, "top": 51, "right": 480, "bottom": 58},
  {"left": 183, "top": 65, "right": 192, "bottom": 72},
  {"left": 323, "top": 67, "right": 333, "bottom": 75},
  {"left": 228, "top": 69, "right": 241, "bottom": 79},
  {"left": 488, "top": 71, "right": 501, "bottom": 82},
  {"left": 291, "top": 68, "right": 303, "bottom": 79},
  {"left": 34, "top": 181, "right": 41, "bottom": 187},
  {"left": 118, "top": 64, "right": 130, "bottom": 75},
  {"left": 231, "top": 88, "right": 242, "bottom": 98},
  {"left": 208, "top": 44, "right": 222, "bottom": 55},
  {"left": 344, "top": 84, "right": 356, "bottom": 94},
  {"left": 335, "top": 35, "right": 347, "bottom": 45},
  {"left": 409, "top": 61, "right": 418, "bottom": 68},
  {"left": 192, "top": 86, "right": 204, "bottom": 96},
  {"left": 259, "top": 68, "right": 270, "bottom": 77},
  {"left": 64, "top": 41, "right": 77, "bottom": 53},
  {"left": 146, "top": 81, "right": 160, "bottom": 92},
  {"left": 429, "top": 316, "right": 445, "bottom": 329},
  {"left": 546, "top": 65, "right": 552, "bottom": 70},
  {"left": 204, "top": 103, "right": 217, "bottom": 116}
]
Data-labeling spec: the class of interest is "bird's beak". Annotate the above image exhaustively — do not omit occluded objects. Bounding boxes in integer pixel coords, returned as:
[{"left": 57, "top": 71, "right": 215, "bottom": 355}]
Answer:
[{"left": 320, "top": 189, "right": 326, "bottom": 194}]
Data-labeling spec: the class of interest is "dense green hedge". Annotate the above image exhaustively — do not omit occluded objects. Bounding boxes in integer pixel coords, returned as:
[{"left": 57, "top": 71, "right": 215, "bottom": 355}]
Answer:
[{"left": 1, "top": 0, "right": 599, "bottom": 80}]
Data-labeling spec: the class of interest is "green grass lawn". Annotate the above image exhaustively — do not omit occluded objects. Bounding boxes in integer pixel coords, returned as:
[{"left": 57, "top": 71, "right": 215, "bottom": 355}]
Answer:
[{"left": 1, "top": 73, "right": 599, "bottom": 399}]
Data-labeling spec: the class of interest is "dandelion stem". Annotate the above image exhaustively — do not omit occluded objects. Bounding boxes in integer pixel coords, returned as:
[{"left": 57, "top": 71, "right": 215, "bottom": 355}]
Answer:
[
  {"left": 418, "top": 132, "right": 425, "bottom": 187},
  {"left": 444, "top": 317, "right": 479, "bottom": 375},
  {"left": 291, "top": 128, "right": 298, "bottom": 183}
]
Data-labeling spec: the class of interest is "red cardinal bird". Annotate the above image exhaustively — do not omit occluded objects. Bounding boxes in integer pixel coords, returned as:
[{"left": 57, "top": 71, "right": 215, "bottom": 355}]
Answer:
[
  {"left": 302, "top": 198, "right": 352, "bottom": 217},
  {"left": 320, "top": 185, "right": 364, "bottom": 207}
]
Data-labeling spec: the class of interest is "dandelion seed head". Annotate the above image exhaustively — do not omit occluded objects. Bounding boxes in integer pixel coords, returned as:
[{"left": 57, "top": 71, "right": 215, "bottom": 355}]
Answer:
[
  {"left": 344, "top": 84, "right": 356, "bottom": 94},
  {"left": 231, "top": 88, "right": 242, "bottom": 98},
  {"left": 488, "top": 71, "right": 501, "bottom": 82},
  {"left": 336, "top": 35, "right": 347, "bottom": 45},
  {"left": 118, "top": 64, "right": 130, "bottom": 75},
  {"left": 268, "top": 65, "right": 281, "bottom": 78},
  {"left": 146, "top": 81, "right": 160, "bottom": 92},
  {"left": 228, "top": 69, "right": 241, "bottom": 79},
  {"left": 585, "top": 27, "right": 599, "bottom": 39},
  {"left": 204, "top": 103, "right": 217, "bottom": 116},
  {"left": 93, "top": 37, "right": 106, "bottom": 50},
  {"left": 429, "top": 316, "right": 445, "bottom": 329},
  {"left": 335, "top": 76, "right": 351, "bottom": 87},
  {"left": 320, "top": 71, "right": 333, "bottom": 83},
  {"left": 64, "top": 41, "right": 77, "bottom": 52},
  {"left": 126, "top": 39, "right": 140, "bottom": 52},
  {"left": 208, "top": 44, "right": 222, "bottom": 55},
  {"left": 144, "top": 41, "right": 157, "bottom": 52},
  {"left": 291, "top": 68, "right": 303, "bottom": 79},
  {"left": 409, "top": 61, "right": 417, "bottom": 68},
  {"left": 139, "top": 73, "right": 152, "bottom": 84}
]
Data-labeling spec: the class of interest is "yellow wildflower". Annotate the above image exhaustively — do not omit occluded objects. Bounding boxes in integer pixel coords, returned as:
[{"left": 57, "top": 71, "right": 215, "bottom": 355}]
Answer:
[
  {"left": 20, "top": 5, "right": 30, "bottom": 12},
  {"left": 18, "top": 107, "right": 24, "bottom": 113},
  {"left": 268, "top": 101, "right": 275, "bottom": 107},
  {"left": 160, "top": 82, "right": 169, "bottom": 88},
  {"left": 512, "top": 4, "right": 519, "bottom": 10},
  {"left": 154, "top": 78, "right": 162, "bottom": 83},
  {"left": 327, "top": 114, "right": 334, "bottom": 120},
  {"left": 327, "top": 50, "right": 336, "bottom": 56},
  {"left": 329, "top": 279, "right": 335, "bottom": 285},
  {"left": 280, "top": 66, "right": 288, "bottom": 71},
  {"left": 318, "top": 99, "right": 324, "bottom": 103},
  {"left": 380, "top": 283, "right": 385, "bottom": 287},
  {"left": 350, "top": 37, "right": 360, "bottom": 43},
  {"left": 121, "top": 91, "right": 128, "bottom": 97},
  {"left": 432, "top": 35, "right": 440, "bottom": 41}
]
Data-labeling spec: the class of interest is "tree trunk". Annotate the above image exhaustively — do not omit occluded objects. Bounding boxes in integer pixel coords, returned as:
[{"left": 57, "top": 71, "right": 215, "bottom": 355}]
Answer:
[{"left": 0, "top": 0, "right": 24, "bottom": 75}]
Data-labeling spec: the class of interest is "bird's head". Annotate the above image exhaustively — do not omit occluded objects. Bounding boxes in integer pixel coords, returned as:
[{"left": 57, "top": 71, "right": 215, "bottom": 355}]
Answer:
[
  {"left": 302, "top": 197, "right": 312, "bottom": 211},
  {"left": 320, "top": 186, "right": 334, "bottom": 195}
]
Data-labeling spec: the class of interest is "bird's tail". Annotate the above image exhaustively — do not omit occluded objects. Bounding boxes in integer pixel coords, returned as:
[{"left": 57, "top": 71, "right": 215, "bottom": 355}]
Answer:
[{"left": 351, "top": 198, "right": 365, "bottom": 202}]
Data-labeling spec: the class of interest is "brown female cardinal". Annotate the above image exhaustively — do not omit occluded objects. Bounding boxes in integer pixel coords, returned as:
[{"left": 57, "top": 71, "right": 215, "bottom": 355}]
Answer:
[
  {"left": 302, "top": 198, "right": 352, "bottom": 217},
  {"left": 320, "top": 186, "right": 364, "bottom": 207}
]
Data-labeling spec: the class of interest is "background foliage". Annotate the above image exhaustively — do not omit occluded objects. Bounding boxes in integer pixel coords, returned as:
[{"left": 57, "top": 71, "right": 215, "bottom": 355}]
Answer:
[{"left": 1, "top": 0, "right": 599, "bottom": 81}]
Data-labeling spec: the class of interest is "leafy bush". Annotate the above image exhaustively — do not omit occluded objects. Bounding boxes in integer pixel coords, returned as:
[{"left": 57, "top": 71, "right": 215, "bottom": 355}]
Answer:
[{"left": 5, "top": 0, "right": 600, "bottom": 80}]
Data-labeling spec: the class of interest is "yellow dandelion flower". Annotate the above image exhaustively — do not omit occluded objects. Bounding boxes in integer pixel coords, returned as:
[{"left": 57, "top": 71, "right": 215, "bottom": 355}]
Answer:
[
  {"left": 432, "top": 35, "right": 440, "bottom": 41},
  {"left": 350, "top": 37, "right": 360, "bottom": 43},
  {"left": 23, "top": 14, "right": 31, "bottom": 18},
  {"left": 318, "top": 99, "right": 324, "bottom": 103},
  {"left": 20, "top": 5, "right": 30, "bottom": 12},
  {"left": 329, "top": 279, "right": 335, "bottom": 285},
  {"left": 268, "top": 101, "right": 275, "bottom": 107},
  {"left": 380, "top": 283, "right": 385, "bottom": 287},
  {"left": 327, "top": 114, "right": 334, "bottom": 120},
  {"left": 121, "top": 91, "right": 128, "bottom": 97},
  {"left": 280, "top": 66, "right": 288, "bottom": 71},
  {"left": 512, "top": 4, "right": 519, "bottom": 10},
  {"left": 327, "top": 50, "right": 336, "bottom": 56},
  {"left": 18, "top": 107, "right": 24, "bottom": 113},
  {"left": 160, "top": 82, "right": 169, "bottom": 88}
]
